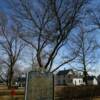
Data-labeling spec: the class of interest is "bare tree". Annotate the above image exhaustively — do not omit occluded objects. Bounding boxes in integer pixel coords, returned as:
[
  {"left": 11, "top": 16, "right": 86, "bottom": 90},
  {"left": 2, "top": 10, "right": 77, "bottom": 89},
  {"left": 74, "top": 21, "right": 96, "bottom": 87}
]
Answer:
[
  {"left": 0, "top": 11, "right": 25, "bottom": 88},
  {"left": 70, "top": 26, "right": 97, "bottom": 85},
  {"left": 7, "top": 0, "right": 89, "bottom": 72}
]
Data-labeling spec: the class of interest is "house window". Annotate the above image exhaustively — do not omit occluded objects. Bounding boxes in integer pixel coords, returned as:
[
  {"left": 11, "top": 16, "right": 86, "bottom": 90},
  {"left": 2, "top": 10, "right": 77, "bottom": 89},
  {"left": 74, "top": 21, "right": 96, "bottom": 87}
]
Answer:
[
  {"left": 68, "top": 75, "right": 71, "bottom": 78},
  {"left": 63, "top": 80, "right": 66, "bottom": 85},
  {"left": 58, "top": 80, "right": 60, "bottom": 85},
  {"left": 61, "top": 79, "right": 64, "bottom": 85},
  {"left": 75, "top": 80, "right": 76, "bottom": 85}
]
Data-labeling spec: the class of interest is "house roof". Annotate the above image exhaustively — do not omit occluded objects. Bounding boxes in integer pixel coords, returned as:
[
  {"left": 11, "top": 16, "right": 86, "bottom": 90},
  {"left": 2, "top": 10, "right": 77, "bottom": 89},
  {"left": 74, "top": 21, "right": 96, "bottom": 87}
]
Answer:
[
  {"left": 57, "top": 69, "right": 74, "bottom": 76},
  {"left": 97, "top": 75, "right": 100, "bottom": 79},
  {"left": 97, "top": 75, "right": 100, "bottom": 83},
  {"left": 87, "top": 76, "right": 96, "bottom": 81},
  {"left": 18, "top": 77, "right": 26, "bottom": 82}
]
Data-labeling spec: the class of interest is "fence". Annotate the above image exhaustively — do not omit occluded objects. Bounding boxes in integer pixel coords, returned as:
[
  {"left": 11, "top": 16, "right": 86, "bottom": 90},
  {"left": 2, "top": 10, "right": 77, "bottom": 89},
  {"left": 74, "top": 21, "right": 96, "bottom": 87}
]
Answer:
[{"left": 54, "top": 85, "right": 100, "bottom": 100}]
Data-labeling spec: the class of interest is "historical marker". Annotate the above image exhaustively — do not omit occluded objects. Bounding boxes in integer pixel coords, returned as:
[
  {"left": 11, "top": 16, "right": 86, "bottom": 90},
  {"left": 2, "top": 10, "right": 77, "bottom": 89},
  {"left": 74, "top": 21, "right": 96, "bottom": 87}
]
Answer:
[{"left": 25, "top": 71, "right": 54, "bottom": 100}]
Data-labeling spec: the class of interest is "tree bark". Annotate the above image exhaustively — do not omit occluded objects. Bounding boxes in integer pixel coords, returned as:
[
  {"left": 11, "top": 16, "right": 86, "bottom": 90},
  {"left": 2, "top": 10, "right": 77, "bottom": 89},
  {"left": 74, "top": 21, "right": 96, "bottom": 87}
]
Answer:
[
  {"left": 8, "top": 66, "right": 14, "bottom": 89},
  {"left": 83, "top": 68, "right": 88, "bottom": 85}
]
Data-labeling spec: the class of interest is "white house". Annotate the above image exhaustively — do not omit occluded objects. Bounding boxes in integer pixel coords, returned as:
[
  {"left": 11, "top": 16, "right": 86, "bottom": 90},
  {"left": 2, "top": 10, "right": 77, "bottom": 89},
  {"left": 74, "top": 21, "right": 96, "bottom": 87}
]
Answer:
[
  {"left": 73, "top": 76, "right": 98, "bottom": 86},
  {"left": 54, "top": 69, "right": 75, "bottom": 85},
  {"left": 54, "top": 69, "right": 98, "bottom": 86},
  {"left": 73, "top": 78, "right": 84, "bottom": 86},
  {"left": 93, "top": 78, "right": 98, "bottom": 85},
  {"left": 87, "top": 76, "right": 98, "bottom": 85}
]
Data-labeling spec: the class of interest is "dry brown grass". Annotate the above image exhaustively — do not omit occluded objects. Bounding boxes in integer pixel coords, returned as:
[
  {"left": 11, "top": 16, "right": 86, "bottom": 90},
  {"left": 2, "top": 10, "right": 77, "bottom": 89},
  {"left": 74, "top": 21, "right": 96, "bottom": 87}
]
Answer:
[
  {"left": 0, "top": 95, "right": 24, "bottom": 100},
  {"left": 0, "top": 85, "right": 100, "bottom": 100},
  {"left": 0, "top": 85, "right": 24, "bottom": 100},
  {"left": 93, "top": 98, "right": 100, "bottom": 100}
]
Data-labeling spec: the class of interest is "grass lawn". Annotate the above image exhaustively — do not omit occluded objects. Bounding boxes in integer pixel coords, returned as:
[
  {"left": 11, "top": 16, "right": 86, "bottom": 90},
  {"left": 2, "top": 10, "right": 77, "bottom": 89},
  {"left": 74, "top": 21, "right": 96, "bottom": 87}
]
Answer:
[
  {"left": 0, "top": 85, "right": 100, "bottom": 100},
  {"left": 0, "top": 85, "right": 24, "bottom": 100},
  {"left": 0, "top": 95, "right": 24, "bottom": 100}
]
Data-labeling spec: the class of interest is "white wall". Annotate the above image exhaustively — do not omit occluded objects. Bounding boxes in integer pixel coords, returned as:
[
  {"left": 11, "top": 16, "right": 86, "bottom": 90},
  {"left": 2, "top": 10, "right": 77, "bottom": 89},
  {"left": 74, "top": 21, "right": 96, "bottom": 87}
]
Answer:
[
  {"left": 73, "top": 78, "right": 84, "bottom": 85},
  {"left": 93, "top": 78, "right": 98, "bottom": 85}
]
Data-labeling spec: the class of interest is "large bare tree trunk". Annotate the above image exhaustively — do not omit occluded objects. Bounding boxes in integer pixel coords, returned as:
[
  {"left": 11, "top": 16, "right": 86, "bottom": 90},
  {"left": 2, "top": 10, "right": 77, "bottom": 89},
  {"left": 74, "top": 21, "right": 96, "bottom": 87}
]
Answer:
[
  {"left": 8, "top": 68, "right": 13, "bottom": 89},
  {"left": 83, "top": 67, "right": 88, "bottom": 85}
]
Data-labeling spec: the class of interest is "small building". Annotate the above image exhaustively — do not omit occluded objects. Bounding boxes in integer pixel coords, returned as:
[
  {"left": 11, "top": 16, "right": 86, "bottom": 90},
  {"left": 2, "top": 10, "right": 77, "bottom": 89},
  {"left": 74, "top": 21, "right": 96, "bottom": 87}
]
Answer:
[
  {"left": 87, "top": 76, "right": 98, "bottom": 85},
  {"left": 97, "top": 75, "right": 100, "bottom": 85},
  {"left": 18, "top": 77, "right": 26, "bottom": 87},
  {"left": 54, "top": 69, "right": 98, "bottom": 86},
  {"left": 14, "top": 74, "right": 26, "bottom": 87},
  {"left": 54, "top": 69, "right": 75, "bottom": 86},
  {"left": 73, "top": 76, "right": 98, "bottom": 86}
]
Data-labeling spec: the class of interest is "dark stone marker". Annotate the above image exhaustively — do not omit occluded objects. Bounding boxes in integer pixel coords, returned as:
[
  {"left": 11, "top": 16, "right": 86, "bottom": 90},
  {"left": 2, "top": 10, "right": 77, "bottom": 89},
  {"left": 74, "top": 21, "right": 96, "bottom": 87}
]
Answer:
[{"left": 25, "top": 71, "right": 54, "bottom": 100}]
